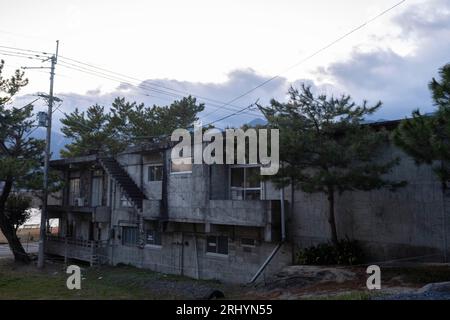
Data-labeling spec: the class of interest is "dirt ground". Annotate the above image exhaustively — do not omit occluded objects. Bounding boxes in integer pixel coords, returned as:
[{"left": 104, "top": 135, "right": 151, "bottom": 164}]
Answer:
[
  {"left": 1, "top": 257, "right": 450, "bottom": 300},
  {"left": 243, "top": 264, "right": 450, "bottom": 300}
]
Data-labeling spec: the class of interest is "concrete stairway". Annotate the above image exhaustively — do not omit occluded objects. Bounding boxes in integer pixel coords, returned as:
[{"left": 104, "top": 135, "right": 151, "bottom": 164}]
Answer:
[{"left": 98, "top": 157, "right": 147, "bottom": 212}]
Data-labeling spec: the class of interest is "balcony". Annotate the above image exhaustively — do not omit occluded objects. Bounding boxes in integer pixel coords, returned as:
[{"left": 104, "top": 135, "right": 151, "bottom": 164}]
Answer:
[
  {"left": 47, "top": 205, "right": 111, "bottom": 222},
  {"left": 207, "top": 199, "right": 279, "bottom": 227},
  {"left": 142, "top": 199, "right": 161, "bottom": 220},
  {"left": 46, "top": 235, "right": 109, "bottom": 265}
]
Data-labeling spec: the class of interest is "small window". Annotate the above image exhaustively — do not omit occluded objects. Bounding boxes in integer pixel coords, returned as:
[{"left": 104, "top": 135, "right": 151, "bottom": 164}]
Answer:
[
  {"left": 120, "top": 194, "right": 133, "bottom": 208},
  {"left": 122, "top": 227, "right": 138, "bottom": 246},
  {"left": 230, "top": 166, "right": 261, "bottom": 200},
  {"left": 69, "top": 178, "right": 81, "bottom": 206},
  {"left": 206, "top": 236, "right": 228, "bottom": 255},
  {"left": 241, "top": 238, "right": 256, "bottom": 247},
  {"left": 147, "top": 165, "right": 163, "bottom": 181},
  {"left": 171, "top": 156, "right": 192, "bottom": 174},
  {"left": 146, "top": 229, "right": 162, "bottom": 246}
]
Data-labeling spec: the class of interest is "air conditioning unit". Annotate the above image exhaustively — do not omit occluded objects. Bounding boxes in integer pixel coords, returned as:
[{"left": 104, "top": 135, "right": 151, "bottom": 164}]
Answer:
[{"left": 74, "top": 197, "right": 85, "bottom": 207}]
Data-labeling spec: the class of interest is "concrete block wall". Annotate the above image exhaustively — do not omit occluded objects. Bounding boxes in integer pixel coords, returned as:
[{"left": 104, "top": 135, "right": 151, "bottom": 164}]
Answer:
[
  {"left": 110, "top": 223, "right": 291, "bottom": 283},
  {"left": 290, "top": 144, "right": 450, "bottom": 262}
]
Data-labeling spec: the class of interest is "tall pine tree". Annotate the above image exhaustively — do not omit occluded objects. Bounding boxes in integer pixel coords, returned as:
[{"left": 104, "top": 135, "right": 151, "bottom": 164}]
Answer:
[
  {"left": 394, "top": 63, "right": 450, "bottom": 188},
  {"left": 0, "top": 60, "right": 44, "bottom": 263},
  {"left": 259, "top": 85, "right": 404, "bottom": 245},
  {"left": 60, "top": 95, "right": 204, "bottom": 157}
]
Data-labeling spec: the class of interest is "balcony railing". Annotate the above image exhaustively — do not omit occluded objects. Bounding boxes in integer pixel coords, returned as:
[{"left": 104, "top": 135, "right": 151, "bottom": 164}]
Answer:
[
  {"left": 46, "top": 235, "right": 109, "bottom": 265},
  {"left": 47, "top": 235, "right": 108, "bottom": 248}
]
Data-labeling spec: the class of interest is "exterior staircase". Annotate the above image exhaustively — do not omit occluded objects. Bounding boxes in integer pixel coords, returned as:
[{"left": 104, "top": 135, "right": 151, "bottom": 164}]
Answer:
[{"left": 98, "top": 157, "right": 147, "bottom": 212}]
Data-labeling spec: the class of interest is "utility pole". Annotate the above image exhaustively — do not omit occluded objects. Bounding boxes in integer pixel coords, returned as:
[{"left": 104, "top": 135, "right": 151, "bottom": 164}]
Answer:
[{"left": 37, "top": 40, "right": 59, "bottom": 269}]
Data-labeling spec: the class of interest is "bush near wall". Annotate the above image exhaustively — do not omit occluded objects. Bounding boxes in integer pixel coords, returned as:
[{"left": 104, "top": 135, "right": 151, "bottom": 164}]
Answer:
[{"left": 296, "top": 238, "right": 364, "bottom": 266}]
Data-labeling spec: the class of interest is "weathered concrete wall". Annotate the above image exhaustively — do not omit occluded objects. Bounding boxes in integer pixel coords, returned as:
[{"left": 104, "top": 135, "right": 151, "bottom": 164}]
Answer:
[
  {"left": 290, "top": 144, "right": 450, "bottom": 262},
  {"left": 143, "top": 153, "right": 163, "bottom": 200},
  {"left": 110, "top": 222, "right": 291, "bottom": 283},
  {"left": 117, "top": 153, "right": 142, "bottom": 188}
]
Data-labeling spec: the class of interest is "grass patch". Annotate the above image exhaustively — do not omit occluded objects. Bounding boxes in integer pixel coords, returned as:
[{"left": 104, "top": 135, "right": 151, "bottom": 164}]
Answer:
[
  {"left": 303, "top": 290, "right": 383, "bottom": 300},
  {"left": 0, "top": 259, "right": 234, "bottom": 300}
]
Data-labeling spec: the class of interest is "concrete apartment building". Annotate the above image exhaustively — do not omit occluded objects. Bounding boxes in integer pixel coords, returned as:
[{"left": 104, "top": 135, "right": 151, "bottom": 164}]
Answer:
[
  {"left": 45, "top": 121, "right": 450, "bottom": 283},
  {"left": 46, "top": 142, "right": 291, "bottom": 283}
]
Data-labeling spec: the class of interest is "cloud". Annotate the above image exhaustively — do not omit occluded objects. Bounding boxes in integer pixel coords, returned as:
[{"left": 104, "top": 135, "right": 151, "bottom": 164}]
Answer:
[
  {"left": 316, "top": 0, "right": 450, "bottom": 119},
  {"left": 17, "top": 69, "right": 300, "bottom": 131},
  {"left": 11, "top": 0, "right": 450, "bottom": 134}
]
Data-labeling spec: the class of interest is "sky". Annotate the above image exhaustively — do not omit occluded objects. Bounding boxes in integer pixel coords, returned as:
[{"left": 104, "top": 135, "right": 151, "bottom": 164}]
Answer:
[{"left": 1, "top": 0, "right": 450, "bottom": 130}]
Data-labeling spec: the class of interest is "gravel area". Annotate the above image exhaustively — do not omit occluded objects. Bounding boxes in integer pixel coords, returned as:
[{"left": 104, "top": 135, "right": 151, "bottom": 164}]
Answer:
[{"left": 376, "top": 281, "right": 450, "bottom": 300}]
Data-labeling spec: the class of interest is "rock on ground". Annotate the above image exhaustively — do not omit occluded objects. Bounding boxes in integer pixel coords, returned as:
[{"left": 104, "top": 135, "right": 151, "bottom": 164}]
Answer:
[{"left": 258, "top": 265, "right": 357, "bottom": 290}]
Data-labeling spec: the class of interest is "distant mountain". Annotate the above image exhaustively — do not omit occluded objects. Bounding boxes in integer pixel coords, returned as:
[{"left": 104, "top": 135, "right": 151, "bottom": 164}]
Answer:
[
  {"left": 247, "top": 118, "right": 267, "bottom": 127},
  {"left": 361, "top": 118, "right": 389, "bottom": 124},
  {"left": 30, "top": 128, "right": 71, "bottom": 160}
]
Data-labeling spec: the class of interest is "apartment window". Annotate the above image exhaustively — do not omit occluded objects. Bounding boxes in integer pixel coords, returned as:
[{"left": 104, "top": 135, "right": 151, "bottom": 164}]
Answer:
[
  {"left": 120, "top": 194, "right": 133, "bottom": 208},
  {"left": 147, "top": 164, "right": 163, "bottom": 181},
  {"left": 206, "top": 236, "right": 228, "bottom": 255},
  {"left": 69, "top": 178, "right": 81, "bottom": 206},
  {"left": 230, "top": 166, "right": 261, "bottom": 200},
  {"left": 171, "top": 155, "right": 192, "bottom": 174},
  {"left": 122, "top": 227, "right": 138, "bottom": 246},
  {"left": 91, "top": 171, "right": 103, "bottom": 207},
  {"left": 146, "top": 229, "right": 162, "bottom": 246}
]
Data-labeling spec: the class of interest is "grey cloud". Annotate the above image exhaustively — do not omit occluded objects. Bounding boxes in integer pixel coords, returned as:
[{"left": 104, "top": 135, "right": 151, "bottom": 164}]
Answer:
[
  {"left": 393, "top": 0, "right": 450, "bottom": 37},
  {"left": 317, "top": 0, "right": 450, "bottom": 120},
  {"left": 13, "top": 0, "right": 450, "bottom": 134}
]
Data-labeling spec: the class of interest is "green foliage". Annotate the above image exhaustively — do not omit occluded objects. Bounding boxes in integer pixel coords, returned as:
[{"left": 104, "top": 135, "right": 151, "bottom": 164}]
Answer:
[
  {"left": 0, "top": 59, "right": 45, "bottom": 190},
  {"left": 295, "top": 239, "right": 364, "bottom": 266},
  {"left": 0, "top": 59, "right": 49, "bottom": 262},
  {"left": 60, "top": 95, "right": 205, "bottom": 158},
  {"left": 5, "top": 194, "right": 31, "bottom": 231},
  {"left": 259, "top": 85, "right": 404, "bottom": 243},
  {"left": 394, "top": 64, "right": 450, "bottom": 185},
  {"left": 259, "top": 85, "right": 402, "bottom": 193}
]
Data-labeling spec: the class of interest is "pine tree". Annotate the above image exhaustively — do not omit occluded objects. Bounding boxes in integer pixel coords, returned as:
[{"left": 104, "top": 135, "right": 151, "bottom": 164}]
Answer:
[
  {"left": 0, "top": 60, "right": 45, "bottom": 263},
  {"left": 60, "top": 96, "right": 204, "bottom": 157},
  {"left": 259, "top": 85, "right": 404, "bottom": 245},
  {"left": 394, "top": 63, "right": 450, "bottom": 187}
]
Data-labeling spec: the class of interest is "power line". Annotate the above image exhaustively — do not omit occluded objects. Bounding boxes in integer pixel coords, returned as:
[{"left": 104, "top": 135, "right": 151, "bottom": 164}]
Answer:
[
  {"left": 1, "top": 0, "right": 407, "bottom": 132},
  {"left": 57, "top": 60, "right": 261, "bottom": 118},
  {"left": 0, "top": 48, "right": 44, "bottom": 58},
  {"left": 203, "top": 0, "right": 407, "bottom": 122},
  {"left": 0, "top": 44, "right": 50, "bottom": 55},
  {"left": 58, "top": 55, "right": 260, "bottom": 115},
  {"left": 0, "top": 43, "right": 261, "bottom": 118},
  {"left": 0, "top": 51, "right": 47, "bottom": 61}
]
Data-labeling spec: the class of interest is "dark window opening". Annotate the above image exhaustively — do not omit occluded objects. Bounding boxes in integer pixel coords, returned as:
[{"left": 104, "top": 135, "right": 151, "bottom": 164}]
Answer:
[
  {"left": 146, "top": 229, "right": 162, "bottom": 246},
  {"left": 230, "top": 166, "right": 261, "bottom": 200},
  {"left": 206, "top": 235, "right": 228, "bottom": 255},
  {"left": 122, "top": 226, "right": 138, "bottom": 246},
  {"left": 147, "top": 165, "right": 163, "bottom": 181}
]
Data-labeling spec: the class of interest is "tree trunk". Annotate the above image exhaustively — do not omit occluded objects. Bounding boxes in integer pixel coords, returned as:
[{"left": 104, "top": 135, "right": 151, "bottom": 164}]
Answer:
[
  {"left": 327, "top": 185, "right": 338, "bottom": 245},
  {"left": 0, "top": 179, "right": 30, "bottom": 263}
]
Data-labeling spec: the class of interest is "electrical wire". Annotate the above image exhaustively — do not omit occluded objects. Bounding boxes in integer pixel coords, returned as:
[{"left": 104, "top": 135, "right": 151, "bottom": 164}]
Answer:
[
  {"left": 56, "top": 61, "right": 261, "bottom": 118},
  {"left": 202, "top": 0, "right": 407, "bottom": 122},
  {"left": 58, "top": 55, "right": 261, "bottom": 115}
]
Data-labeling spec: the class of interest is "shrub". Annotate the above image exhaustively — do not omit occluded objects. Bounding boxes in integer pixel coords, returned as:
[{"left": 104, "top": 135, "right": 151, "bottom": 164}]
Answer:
[{"left": 296, "top": 238, "right": 364, "bottom": 266}]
